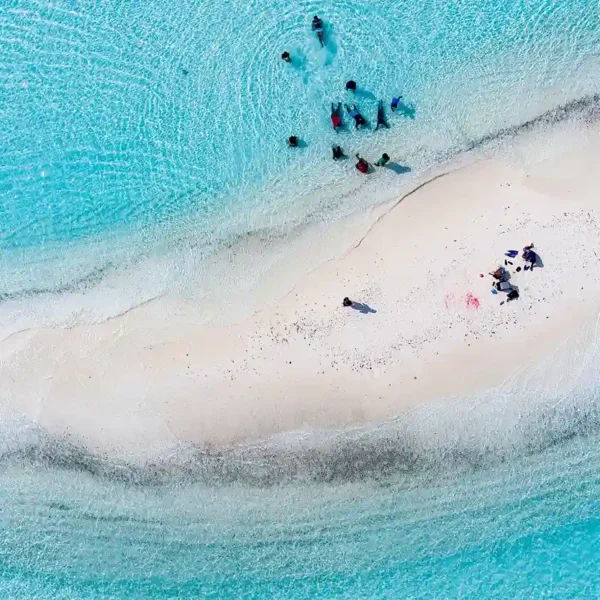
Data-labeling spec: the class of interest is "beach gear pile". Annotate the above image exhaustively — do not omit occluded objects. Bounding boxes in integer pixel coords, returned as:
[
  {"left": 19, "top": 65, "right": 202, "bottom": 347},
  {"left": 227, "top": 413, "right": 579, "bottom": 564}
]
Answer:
[{"left": 487, "top": 244, "right": 539, "bottom": 305}]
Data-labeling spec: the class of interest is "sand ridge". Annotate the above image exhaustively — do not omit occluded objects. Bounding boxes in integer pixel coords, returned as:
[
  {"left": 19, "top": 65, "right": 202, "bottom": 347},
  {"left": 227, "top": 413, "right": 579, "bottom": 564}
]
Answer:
[{"left": 1, "top": 121, "right": 600, "bottom": 459}]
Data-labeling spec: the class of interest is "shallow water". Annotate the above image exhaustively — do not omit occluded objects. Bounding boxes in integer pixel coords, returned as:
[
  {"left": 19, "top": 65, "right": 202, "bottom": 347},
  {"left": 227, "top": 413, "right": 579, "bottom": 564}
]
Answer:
[
  {"left": 2, "top": 0, "right": 600, "bottom": 597},
  {"left": 2, "top": 413, "right": 600, "bottom": 599},
  {"left": 1, "top": 0, "right": 599, "bottom": 299}
]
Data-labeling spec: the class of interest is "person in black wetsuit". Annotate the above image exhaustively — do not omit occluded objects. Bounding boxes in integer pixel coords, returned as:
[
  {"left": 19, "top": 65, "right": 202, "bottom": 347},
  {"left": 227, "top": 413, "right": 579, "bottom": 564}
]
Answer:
[
  {"left": 332, "top": 145, "right": 344, "bottom": 160},
  {"left": 374, "top": 100, "right": 389, "bottom": 131},
  {"left": 312, "top": 16, "right": 324, "bottom": 46},
  {"left": 345, "top": 104, "right": 366, "bottom": 129}
]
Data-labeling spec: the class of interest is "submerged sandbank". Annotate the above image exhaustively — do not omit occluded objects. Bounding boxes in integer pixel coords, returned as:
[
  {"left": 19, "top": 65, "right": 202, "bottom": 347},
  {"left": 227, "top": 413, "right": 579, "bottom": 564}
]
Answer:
[{"left": 2, "top": 119, "right": 600, "bottom": 459}]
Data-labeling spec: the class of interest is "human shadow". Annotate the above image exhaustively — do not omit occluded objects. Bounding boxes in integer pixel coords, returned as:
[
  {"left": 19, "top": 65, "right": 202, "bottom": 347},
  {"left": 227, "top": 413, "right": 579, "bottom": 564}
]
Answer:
[
  {"left": 351, "top": 302, "right": 377, "bottom": 314},
  {"left": 395, "top": 100, "right": 416, "bottom": 119},
  {"left": 355, "top": 88, "right": 377, "bottom": 101},
  {"left": 532, "top": 252, "right": 544, "bottom": 269},
  {"left": 322, "top": 22, "right": 338, "bottom": 61},
  {"left": 385, "top": 162, "right": 411, "bottom": 174},
  {"left": 291, "top": 52, "right": 308, "bottom": 71}
]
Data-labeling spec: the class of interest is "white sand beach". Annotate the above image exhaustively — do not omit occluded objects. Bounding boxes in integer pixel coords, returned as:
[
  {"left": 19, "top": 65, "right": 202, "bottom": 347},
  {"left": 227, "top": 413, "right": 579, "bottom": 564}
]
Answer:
[{"left": 2, "top": 119, "right": 600, "bottom": 459}]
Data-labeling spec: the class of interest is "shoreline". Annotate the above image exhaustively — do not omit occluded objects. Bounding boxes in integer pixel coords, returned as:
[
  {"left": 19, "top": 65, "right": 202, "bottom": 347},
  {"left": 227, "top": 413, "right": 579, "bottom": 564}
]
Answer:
[
  {"left": 2, "top": 118, "right": 600, "bottom": 460},
  {"left": 3, "top": 92, "right": 600, "bottom": 337}
]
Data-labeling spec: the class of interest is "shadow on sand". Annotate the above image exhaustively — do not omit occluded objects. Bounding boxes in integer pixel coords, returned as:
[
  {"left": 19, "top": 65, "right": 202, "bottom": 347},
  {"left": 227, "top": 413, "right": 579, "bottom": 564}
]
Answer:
[{"left": 350, "top": 302, "right": 377, "bottom": 314}]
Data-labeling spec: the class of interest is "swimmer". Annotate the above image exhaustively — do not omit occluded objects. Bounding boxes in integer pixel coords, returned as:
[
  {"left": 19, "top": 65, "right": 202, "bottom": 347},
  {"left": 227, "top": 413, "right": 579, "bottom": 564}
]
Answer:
[
  {"left": 288, "top": 136, "right": 299, "bottom": 147},
  {"left": 312, "top": 16, "right": 325, "bottom": 47},
  {"left": 281, "top": 51, "right": 291, "bottom": 63},
  {"left": 331, "top": 102, "right": 343, "bottom": 131},
  {"left": 355, "top": 153, "right": 369, "bottom": 174},
  {"left": 375, "top": 153, "right": 390, "bottom": 167},
  {"left": 346, "top": 80, "right": 357, "bottom": 92},
  {"left": 332, "top": 145, "right": 344, "bottom": 160},
  {"left": 374, "top": 100, "right": 389, "bottom": 131},
  {"left": 391, "top": 95, "right": 403, "bottom": 111},
  {"left": 345, "top": 104, "right": 367, "bottom": 129}
]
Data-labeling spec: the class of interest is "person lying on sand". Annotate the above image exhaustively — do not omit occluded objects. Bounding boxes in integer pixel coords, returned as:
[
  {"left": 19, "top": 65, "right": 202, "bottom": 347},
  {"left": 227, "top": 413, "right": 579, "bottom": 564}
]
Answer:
[{"left": 489, "top": 266, "right": 509, "bottom": 281}]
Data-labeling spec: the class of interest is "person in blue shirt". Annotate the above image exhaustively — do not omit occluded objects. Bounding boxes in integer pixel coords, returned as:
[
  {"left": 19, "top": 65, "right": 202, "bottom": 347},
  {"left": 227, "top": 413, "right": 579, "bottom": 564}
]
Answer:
[
  {"left": 391, "top": 95, "right": 403, "bottom": 111},
  {"left": 345, "top": 104, "right": 366, "bottom": 129}
]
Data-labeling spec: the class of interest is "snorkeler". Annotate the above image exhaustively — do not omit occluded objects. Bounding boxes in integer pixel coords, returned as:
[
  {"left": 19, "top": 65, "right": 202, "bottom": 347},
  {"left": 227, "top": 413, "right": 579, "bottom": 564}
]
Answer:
[
  {"left": 312, "top": 16, "right": 324, "bottom": 47},
  {"left": 332, "top": 145, "right": 344, "bottom": 160},
  {"left": 288, "top": 136, "right": 299, "bottom": 147},
  {"left": 281, "top": 51, "right": 291, "bottom": 63},
  {"left": 331, "top": 103, "right": 343, "bottom": 131},
  {"left": 391, "top": 95, "right": 403, "bottom": 111},
  {"left": 345, "top": 104, "right": 366, "bottom": 129},
  {"left": 355, "top": 154, "right": 369, "bottom": 174},
  {"left": 374, "top": 100, "right": 389, "bottom": 131}
]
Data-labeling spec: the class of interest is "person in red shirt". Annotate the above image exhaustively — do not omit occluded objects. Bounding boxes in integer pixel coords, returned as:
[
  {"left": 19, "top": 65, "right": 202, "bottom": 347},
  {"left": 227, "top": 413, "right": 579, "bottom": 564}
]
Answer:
[
  {"left": 355, "top": 154, "right": 369, "bottom": 174},
  {"left": 331, "top": 103, "right": 343, "bottom": 131}
]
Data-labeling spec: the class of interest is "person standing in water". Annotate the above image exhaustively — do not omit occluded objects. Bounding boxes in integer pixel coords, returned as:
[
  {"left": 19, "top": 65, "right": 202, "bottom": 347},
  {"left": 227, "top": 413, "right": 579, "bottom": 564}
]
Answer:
[
  {"left": 346, "top": 80, "right": 357, "bottom": 92},
  {"left": 312, "top": 16, "right": 325, "bottom": 46},
  {"left": 288, "top": 136, "right": 299, "bottom": 147},
  {"left": 374, "top": 100, "right": 389, "bottom": 131},
  {"left": 391, "top": 95, "right": 403, "bottom": 111},
  {"left": 331, "top": 103, "right": 343, "bottom": 131},
  {"left": 345, "top": 104, "right": 366, "bottom": 129},
  {"left": 375, "top": 153, "right": 390, "bottom": 167},
  {"left": 355, "top": 154, "right": 369, "bottom": 173},
  {"left": 332, "top": 145, "right": 344, "bottom": 160},
  {"left": 281, "top": 51, "right": 291, "bottom": 63}
]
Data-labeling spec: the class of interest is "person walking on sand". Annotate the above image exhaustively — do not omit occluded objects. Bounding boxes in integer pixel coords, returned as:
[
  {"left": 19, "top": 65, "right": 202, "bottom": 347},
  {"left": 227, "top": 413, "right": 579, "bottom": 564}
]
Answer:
[
  {"left": 355, "top": 154, "right": 369, "bottom": 174},
  {"left": 375, "top": 153, "right": 390, "bottom": 167},
  {"left": 374, "top": 100, "right": 389, "bottom": 131}
]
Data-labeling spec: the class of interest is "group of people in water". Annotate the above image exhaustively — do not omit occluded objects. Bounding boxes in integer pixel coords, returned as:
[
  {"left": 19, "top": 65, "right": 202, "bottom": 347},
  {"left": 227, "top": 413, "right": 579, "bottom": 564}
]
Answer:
[{"left": 282, "top": 16, "right": 404, "bottom": 175}]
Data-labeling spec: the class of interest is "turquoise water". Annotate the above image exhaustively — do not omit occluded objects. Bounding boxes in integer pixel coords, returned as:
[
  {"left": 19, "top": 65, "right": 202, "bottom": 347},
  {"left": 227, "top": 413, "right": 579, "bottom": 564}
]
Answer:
[
  {"left": 1, "top": 408, "right": 600, "bottom": 599},
  {"left": 1, "top": 0, "right": 598, "bottom": 253},
  {"left": 2, "top": 0, "right": 600, "bottom": 597}
]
